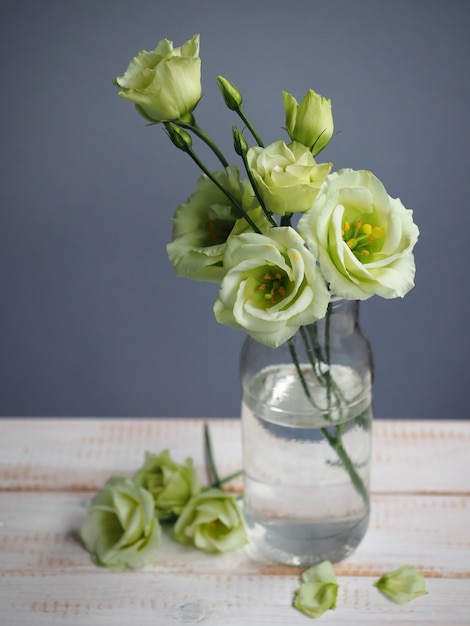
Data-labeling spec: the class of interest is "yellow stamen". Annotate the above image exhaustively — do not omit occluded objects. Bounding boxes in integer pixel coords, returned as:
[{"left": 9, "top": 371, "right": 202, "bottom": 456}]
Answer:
[
  {"left": 343, "top": 221, "right": 351, "bottom": 232},
  {"left": 259, "top": 283, "right": 266, "bottom": 291},
  {"left": 362, "top": 249, "right": 370, "bottom": 256},
  {"left": 372, "top": 226, "right": 383, "bottom": 238},
  {"left": 362, "top": 223, "right": 372, "bottom": 235}
]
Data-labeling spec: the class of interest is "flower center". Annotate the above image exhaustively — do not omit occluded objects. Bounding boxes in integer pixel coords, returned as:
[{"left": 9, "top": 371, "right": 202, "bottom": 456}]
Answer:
[
  {"left": 342, "top": 219, "right": 383, "bottom": 260},
  {"left": 257, "top": 269, "right": 288, "bottom": 305},
  {"left": 204, "top": 219, "right": 235, "bottom": 245}
]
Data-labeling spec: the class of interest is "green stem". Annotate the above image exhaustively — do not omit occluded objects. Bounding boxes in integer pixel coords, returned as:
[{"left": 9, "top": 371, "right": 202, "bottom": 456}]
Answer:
[
  {"left": 177, "top": 120, "right": 230, "bottom": 168},
  {"left": 291, "top": 324, "right": 369, "bottom": 508},
  {"left": 288, "top": 338, "right": 313, "bottom": 404},
  {"left": 184, "top": 144, "right": 262, "bottom": 234},
  {"left": 202, "top": 470, "right": 243, "bottom": 492},
  {"left": 203, "top": 422, "right": 221, "bottom": 488},
  {"left": 320, "top": 426, "right": 370, "bottom": 506},
  {"left": 236, "top": 107, "right": 264, "bottom": 147},
  {"left": 238, "top": 147, "right": 277, "bottom": 227}
]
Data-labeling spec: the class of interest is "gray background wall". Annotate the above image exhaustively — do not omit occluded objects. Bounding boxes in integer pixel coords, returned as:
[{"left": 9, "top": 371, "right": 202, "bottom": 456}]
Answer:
[{"left": 1, "top": 0, "right": 468, "bottom": 419}]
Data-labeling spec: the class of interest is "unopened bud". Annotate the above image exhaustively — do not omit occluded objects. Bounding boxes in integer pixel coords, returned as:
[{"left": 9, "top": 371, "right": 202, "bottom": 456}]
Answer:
[
  {"left": 232, "top": 127, "right": 248, "bottom": 157},
  {"left": 217, "top": 76, "right": 243, "bottom": 111},
  {"left": 164, "top": 123, "right": 193, "bottom": 152}
]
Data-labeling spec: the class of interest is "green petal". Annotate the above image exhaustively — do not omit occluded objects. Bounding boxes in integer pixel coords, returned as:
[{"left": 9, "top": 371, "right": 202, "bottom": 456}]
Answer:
[{"left": 374, "top": 565, "right": 427, "bottom": 605}]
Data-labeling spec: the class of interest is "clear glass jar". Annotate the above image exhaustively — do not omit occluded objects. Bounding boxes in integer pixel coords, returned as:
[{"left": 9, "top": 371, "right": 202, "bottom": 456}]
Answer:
[{"left": 240, "top": 298, "right": 373, "bottom": 567}]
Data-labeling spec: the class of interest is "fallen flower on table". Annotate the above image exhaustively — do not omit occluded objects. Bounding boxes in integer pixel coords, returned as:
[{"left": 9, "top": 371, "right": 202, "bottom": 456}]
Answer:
[
  {"left": 293, "top": 560, "right": 339, "bottom": 618},
  {"left": 373, "top": 565, "right": 428, "bottom": 605},
  {"left": 80, "top": 425, "right": 246, "bottom": 569},
  {"left": 133, "top": 449, "right": 200, "bottom": 520},
  {"left": 174, "top": 488, "right": 248, "bottom": 553},
  {"left": 80, "top": 476, "right": 162, "bottom": 571}
]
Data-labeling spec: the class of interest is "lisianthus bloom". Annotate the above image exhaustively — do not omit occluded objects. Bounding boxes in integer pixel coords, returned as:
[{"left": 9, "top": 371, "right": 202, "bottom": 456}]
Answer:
[
  {"left": 298, "top": 169, "right": 419, "bottom": 300},
  {"left": 214, "top": 227, "right": 330, "bottom": 347},
  {"left": 374, "top": 565, "right": 427, "bottom": 604},
  {"left": 294, "top": 561, "right": 339, "bottom": 618},
  {"left": 174, "top": 488, "right": 248, "bottom": 553},
  {"left": 283, "top": 89, "right": 334, "bottom": 156},
  {"left": 80, "top": 476, "right": 161, "bottom": 570},
  {"left": 246, "top": 140, "right": 332, "bottom": 216},
  {"left": 133, "top": 450, "right": 200, "bottom": 520},
  {"left": 167, "top": 166, "right": 268, "bottom": 282},
  {"left": 114, "top": 34, "right": 201, "bottom": 123}
]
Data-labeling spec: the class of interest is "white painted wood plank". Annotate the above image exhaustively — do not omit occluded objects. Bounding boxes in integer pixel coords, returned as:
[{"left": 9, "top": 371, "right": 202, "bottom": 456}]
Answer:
[
  {"left": 371, "top": 420, "right": 470, "bottom": 494},
  {"left": 1, "top": 572, "right": 468, "bottom": 625},
  {"left": 1, "top": 492, "right": 469, "bottom": 578},
  {"left": 1, "top": 419, "right": 469, "bottom": 494}
]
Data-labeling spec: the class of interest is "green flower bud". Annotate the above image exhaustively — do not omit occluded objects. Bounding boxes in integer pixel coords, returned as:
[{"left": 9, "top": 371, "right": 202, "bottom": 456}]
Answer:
[
  {"left": 232, "top": 127, "right": 248, "bottom": 158},
  {"left": 174, "top": 488, "right": 248, "bottom": 553},
  {"left": 165, "top": 123, "right": 193, "bottom": 152},
  {"left": 133, "top": 450, "right": 200, "bottom": 520},
  {"left": 294, "top": 561, "right": 339, "bottom": 618},
  {"left": 374, "top": 565, "right": 428, "bottom": 604},
  {"left": 217, "top": 75, "right": 243, "bottom": 111},
  {"left": 80, "top": 476, "right": 161, "bottom": 570},
  {"left": 283, "top": 89, "right": 334, "bottom": 156}
]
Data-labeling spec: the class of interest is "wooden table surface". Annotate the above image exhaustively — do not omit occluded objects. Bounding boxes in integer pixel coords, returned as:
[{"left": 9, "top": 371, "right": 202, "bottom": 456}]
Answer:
[{"left": 0, "top": 418, "right": 469, "bottom": 625}]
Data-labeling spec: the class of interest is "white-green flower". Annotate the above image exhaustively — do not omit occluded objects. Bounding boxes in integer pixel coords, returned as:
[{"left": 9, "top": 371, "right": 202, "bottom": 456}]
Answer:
[
  {"left": 114, "top": 34, "right": 201, "bottom": 123},
  {"left": 294, "top": 560, "right": 339, "bottom": 618},
  {"left": 166, "top": 166, "right": 267, "bottom": 283},
  {"left": 283, "top": 89, "right": 334, "bottom": 156},
  {"left": 133, "top": 450, "right": 200, "bottom": 520},
  {"left": 214, "top": 227, "right": 330, "bottom": 347},
  {"left": 374, "top": 565, "right": 428, "bottom": 604},
  {"left": 246, "top": 140, "right": 332, "bottom": 216},
  {"left": 298, "top": 169, "right": 419, "bottom": 300},
  {"left": 174, "top": 488, "right": 248, "bottom": 554},
  {"left": 80, "top": 476, "right": 161, "bottom": 570}
]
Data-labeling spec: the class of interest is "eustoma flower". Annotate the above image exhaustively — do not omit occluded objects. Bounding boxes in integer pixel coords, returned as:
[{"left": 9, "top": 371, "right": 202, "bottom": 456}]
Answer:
[
  {"left": 294, "top": 560, "right": 339, "bottom": 618},
  {"left": 246, "top": 140, "right": 332, "bottom": 216},
  {"left": 133, "top": 450, "right": 200, "bottom": 520},
  {"left": 114, "top": 34, "right": 201, "bottom": 123},
  {"left": 80, "top": 476, "right": 161, "bottom": 570},
  {"left": 166, "top": 166, "right": 269, "bottom": 282},
  {"left": 214, "top": 227, "right": 330, "bottom": 347},
  {"left": 283, "top": 89, "right": 334, "bottom": 156},
  {"left": 298, "top": 169, "right": 419, "bottom": 300},
  {"left": 174, "top": 488, "right": 248, "bottom": 553}
]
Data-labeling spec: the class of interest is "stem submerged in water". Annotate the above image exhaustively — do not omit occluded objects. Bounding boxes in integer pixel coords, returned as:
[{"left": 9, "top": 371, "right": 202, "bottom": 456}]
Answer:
[{"left": 291, "top": 308, "right": 370, "bottom": 508}]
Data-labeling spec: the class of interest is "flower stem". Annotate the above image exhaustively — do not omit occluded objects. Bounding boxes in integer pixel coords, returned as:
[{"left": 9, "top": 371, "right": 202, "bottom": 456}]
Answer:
[
  {"left": 203, "top": 422, "right": 221, "bottom": 488},
  {"left": 235, "top": 107, "right": 265, "bottom": 147},
  {"left": 203, "top": 423, "right": 242, "bottom": 492},
  {"left": 320, "top": 425, "right": 370, "bottom": 506},
  {"left": 290, "top": 322, "right": 369, "bottom": 508},
  {"left": 181, "top": 142, "right": 262, "bottom": 234},
  {"left": 177, "top": 120, "right": 230, "bottom": 168}
]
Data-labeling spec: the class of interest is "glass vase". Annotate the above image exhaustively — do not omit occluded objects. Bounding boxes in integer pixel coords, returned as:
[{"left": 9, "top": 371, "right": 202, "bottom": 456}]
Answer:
[{"left": 240, "top": 297, "right": 373, "bottom": 567}]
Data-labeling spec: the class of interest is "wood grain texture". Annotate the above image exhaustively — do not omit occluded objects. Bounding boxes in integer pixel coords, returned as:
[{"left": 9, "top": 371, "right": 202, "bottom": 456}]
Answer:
[{"left": 1, "top": 418, "right": 469, "bottom": 625}]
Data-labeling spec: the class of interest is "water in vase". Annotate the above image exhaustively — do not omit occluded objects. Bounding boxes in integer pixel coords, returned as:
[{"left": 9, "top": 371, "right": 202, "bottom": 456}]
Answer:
[{"left": 241, "top": 363, "right": 372, "bottom": 567}]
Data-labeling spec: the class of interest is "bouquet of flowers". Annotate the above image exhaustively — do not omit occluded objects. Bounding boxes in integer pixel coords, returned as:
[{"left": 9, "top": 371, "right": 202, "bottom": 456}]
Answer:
[
  {"left": 79, "top": 34, "right": 426, "bottom": 619},
  {"left": 113, "top": 33, "right": 419, "bottom": 349}
]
